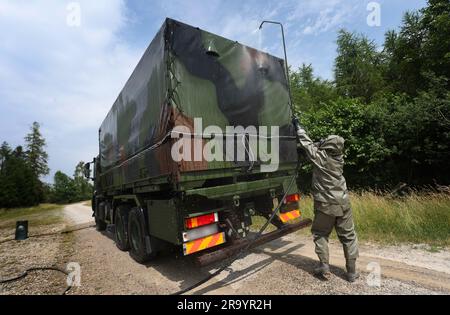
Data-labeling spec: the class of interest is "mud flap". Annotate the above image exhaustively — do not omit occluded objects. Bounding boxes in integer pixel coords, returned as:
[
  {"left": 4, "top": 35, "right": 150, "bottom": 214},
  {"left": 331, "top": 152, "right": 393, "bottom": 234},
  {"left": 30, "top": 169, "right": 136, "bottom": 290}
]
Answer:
[{"left": 145, "top": 236, "right": 153, "bottom": 255}]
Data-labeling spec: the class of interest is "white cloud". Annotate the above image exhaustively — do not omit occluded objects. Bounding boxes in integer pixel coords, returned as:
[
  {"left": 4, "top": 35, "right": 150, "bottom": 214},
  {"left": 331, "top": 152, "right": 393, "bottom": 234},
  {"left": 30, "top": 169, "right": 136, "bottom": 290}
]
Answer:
[
  {"left": 302, "top": 7, "right": 346, "bottom": 35},
  {"left": 152, "top": 0, "right": 284, "bottom": 52},
  {"left": 287, "top": 0, "right": 358, "bottom": 36},
  {"left": 0, "top": 0, "right": 359, "bottom": 182},
  {"left": 0, "top": 0, "right": 141, "bottom": 180},
  {"left": 0, "top": 0, "right": 419, "bottom": 181}
]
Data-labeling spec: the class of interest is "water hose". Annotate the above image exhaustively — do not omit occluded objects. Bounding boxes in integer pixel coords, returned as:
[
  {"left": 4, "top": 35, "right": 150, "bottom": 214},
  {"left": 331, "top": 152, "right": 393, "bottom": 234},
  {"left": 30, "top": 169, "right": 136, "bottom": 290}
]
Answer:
[
  {"left": 172, "top": 172, "right": 298, "bottom": 295},
  {"left": 0, "top": 224, "right": 95, "bottom": 295}
]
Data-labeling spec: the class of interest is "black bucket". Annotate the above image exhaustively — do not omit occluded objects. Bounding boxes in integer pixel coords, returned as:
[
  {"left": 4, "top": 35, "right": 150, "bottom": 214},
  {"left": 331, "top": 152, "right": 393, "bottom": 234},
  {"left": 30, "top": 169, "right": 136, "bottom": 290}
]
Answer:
[{"left": 15, "top": 221, "right": 28, "bottom": 240}]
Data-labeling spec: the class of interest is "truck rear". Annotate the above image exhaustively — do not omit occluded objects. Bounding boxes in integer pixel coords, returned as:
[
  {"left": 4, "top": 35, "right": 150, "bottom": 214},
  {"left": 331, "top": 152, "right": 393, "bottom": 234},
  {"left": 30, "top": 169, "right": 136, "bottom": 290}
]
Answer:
[{"left": 85, "top": 18, "right": 311, "bottom": 264}]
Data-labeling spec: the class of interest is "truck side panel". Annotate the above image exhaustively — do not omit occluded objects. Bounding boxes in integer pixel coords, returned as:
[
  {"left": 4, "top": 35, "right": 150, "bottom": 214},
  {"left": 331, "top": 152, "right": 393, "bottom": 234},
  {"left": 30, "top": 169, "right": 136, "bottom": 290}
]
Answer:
[{"left": 99, "top": 22, "right": 171, "bottom": 184}]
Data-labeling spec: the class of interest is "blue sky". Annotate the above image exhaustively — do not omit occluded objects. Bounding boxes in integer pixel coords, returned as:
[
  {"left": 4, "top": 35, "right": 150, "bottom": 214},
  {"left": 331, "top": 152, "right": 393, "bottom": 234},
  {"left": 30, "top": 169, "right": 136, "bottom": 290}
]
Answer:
[{"left": 0, "top": 0, "right": 427, "bottom": 182}]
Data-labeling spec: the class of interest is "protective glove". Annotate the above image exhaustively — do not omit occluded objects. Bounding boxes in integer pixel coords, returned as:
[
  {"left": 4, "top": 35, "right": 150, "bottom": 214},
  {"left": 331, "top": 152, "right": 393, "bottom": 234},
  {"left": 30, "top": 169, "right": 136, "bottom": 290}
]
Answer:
[
  {"left": 292, "top": 117, "right": 306, "bottom": 136},
  {"left": 297, "top": 127, "right": 306, "bottom": 136}
]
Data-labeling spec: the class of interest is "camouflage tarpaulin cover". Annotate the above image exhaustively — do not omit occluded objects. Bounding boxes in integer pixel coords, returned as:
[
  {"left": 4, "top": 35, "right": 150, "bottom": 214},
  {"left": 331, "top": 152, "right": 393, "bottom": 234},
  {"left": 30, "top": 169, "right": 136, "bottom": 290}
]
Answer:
[{"left": 99, "top": 18, "right": 297, "bottom": 188}]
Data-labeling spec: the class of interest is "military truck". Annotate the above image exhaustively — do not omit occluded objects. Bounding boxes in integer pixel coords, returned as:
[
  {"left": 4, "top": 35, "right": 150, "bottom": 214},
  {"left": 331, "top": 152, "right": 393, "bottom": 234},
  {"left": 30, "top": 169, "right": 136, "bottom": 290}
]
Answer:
[{"left": 84, "top": 18, "right": 310, "bottom": 264}]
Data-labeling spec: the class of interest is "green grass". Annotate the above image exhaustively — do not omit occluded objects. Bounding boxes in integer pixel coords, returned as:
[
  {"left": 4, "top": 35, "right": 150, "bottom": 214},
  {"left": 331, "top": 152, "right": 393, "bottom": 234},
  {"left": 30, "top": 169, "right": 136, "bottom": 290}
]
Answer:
[
  {"left": 0, "top": 204, "right": 65, "bottom": 229},
  {"left": 252, "top": 192, "right": 450, "bottom": 246}
]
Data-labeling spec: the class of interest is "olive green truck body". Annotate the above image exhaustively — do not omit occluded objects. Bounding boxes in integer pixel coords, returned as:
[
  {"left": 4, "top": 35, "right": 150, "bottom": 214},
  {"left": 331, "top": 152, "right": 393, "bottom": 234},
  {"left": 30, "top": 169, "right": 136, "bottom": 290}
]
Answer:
[{"left": 88, "top": 18, "right": 302, "bottom": 262}]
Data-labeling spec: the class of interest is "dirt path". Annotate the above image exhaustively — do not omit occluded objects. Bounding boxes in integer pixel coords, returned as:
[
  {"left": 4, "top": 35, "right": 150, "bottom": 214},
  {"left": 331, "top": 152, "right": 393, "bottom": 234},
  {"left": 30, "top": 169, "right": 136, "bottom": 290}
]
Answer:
[
  {"left": 64, "top": 203, "right": 449, "bottom": 295},
  {"left": 63, "top": 202, "right": 94, "bottom": 226},
  {"left": 0, "top": 202, "right": 92, "bottom": 295}
]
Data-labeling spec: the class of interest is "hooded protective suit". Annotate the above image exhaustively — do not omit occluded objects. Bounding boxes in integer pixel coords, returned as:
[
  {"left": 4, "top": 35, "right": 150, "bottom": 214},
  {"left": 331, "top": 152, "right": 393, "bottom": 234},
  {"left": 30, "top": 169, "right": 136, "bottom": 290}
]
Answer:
[
  {"left": 297, "top": 130, "right": 359, "bottom": 264},
  {"left": 299, "top": 134, "right": 349, "bottom": 216}
]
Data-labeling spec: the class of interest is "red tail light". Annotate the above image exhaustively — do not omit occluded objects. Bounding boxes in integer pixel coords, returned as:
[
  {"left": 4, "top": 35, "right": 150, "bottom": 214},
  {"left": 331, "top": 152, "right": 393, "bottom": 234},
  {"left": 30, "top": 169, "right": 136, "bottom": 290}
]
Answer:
[
  {"left": 185, "top": 212, "right": 219, "bottom": 229},
  {"left": 284, "top": 193, "right": 300, "bottom": 204}
]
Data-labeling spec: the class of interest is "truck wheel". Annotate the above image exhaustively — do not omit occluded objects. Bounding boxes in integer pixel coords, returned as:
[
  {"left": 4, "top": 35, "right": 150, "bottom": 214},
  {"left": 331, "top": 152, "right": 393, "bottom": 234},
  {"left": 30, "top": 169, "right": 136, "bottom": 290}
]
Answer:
[
  {"left": 94, "top": 200, "right": 107, "bottom": 231},
  {"left": 115, "top": 206, "right": 130, "bottom": 251},
  {"left": 95, "top": 212, "right": 107, "bottom": 231},
  {"left": 128, "top": 208, "right": 156, "bottom": 264},
  {"left": 95, "top": 218, "right": 107, "bottom": 231}
]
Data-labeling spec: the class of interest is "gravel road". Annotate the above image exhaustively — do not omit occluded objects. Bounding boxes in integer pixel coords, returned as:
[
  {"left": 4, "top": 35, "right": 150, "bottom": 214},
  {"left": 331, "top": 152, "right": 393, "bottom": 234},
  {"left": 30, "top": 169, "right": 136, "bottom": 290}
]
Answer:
[
  {"left": 63, "top": 203, "right": 450, "bottom": 295},
  {"left": 64, "top": 202, "right": 94, "bottom": 226},
  {"left": 1, "top": 202, "right": 449, "bottom": 295}
]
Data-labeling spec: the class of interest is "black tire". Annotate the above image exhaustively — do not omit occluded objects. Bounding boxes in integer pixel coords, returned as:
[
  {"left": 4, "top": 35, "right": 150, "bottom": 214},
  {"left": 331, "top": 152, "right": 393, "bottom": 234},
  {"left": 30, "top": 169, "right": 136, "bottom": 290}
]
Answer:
[
  {"left": 115, "top": 206, "right": 130, "bottom": 251},
  {"left": 94, "top": 199, "right": 107, "bottom": 231},
  {"left": 91, "top": 194, "right": 96, "bottom": 212},
  {"left": 95, "top": 218, "right": 107, "bottom": 231},
  {"left": 128, "top": 208, "right": 156, "bottom": 264},
  {"left": 95, "top": 212, "right": 107, "bottom": 231}
]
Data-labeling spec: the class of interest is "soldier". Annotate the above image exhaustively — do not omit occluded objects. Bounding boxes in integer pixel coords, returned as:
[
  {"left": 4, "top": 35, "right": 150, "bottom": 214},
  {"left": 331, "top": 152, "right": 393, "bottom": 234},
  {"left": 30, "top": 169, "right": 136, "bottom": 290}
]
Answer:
[{"left": 295, "top": 124, "right": 359, "bottom": 282}]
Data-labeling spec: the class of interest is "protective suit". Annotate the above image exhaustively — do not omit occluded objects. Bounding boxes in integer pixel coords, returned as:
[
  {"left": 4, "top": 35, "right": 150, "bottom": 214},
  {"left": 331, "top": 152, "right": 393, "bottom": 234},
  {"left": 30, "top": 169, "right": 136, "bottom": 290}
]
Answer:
[{"left": 297, "top": 129, "right": 359, "bottom": 281}]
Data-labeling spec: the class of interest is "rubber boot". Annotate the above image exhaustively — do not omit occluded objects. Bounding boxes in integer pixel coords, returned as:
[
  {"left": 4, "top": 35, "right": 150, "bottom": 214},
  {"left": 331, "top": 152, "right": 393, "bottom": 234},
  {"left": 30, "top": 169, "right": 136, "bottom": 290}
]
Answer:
[
  {"left": 313, "top": 262, "right": 330, "bottom": 276},
  {"left": 346, "top": 259, "right": 360, "bottom": 282}
]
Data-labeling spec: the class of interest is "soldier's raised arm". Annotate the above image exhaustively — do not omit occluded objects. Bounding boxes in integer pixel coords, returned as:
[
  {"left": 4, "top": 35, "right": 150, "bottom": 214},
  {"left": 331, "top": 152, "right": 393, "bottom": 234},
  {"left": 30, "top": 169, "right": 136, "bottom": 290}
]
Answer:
[{"left": 296, "top": 127, "right": 327, "bottom": 167}]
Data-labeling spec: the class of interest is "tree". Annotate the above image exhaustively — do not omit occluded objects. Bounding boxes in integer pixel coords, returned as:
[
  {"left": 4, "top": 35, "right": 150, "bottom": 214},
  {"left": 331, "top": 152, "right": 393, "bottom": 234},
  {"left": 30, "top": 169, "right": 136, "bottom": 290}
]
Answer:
[
  {"left": 73, "top": 161, "right": 93, "bottom": 201},
  {"left": 48, "top": 162, "right": 93, "bottom": 205},
  {"left": 293, "top": 0, "right": 450, "bottom": 188},
  {"left": 0, "top": 142, "right": 13, "bottom": 207},
  {"left": 421, "top": 0, "right": 450, "bottom": 88},
  {"left": 0, "top": 141, "right": 11, "bottom": 172},
  {"left": 52, "top": 171, "right": 78, "bottom": 204},
  {"left": 24, "top": 122, "right": 49, "bottom": 178},
  {"left": 334, "top": 30, "right": 385, "bottom": 102},
  {"left": 377, "top": 91, "right": 450, "bottom": 185},
  {"left": 291, "top": 64, "right": 338, "bottom": 112},
  {"left": 299, "top": 97, "right": 391, "bottom": 187},
  {"left": 382, "top": 0, "right": 450, "bottom": 96},
  {"left": 0, "top": 145, "right": 40, "bottom": 208},
  {"left": 382, "top": 12, "right": 426, "bottom": 96}
]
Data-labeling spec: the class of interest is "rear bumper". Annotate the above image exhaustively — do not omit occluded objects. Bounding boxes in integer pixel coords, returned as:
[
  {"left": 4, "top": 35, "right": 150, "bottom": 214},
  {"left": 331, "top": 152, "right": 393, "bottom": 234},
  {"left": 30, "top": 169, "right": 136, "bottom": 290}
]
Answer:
[
  {"left": 195, "top": 218, "right": 312, "bottom": 266},
  {"left": 183, "top": 232, "right": 226, "bottom": 256}
]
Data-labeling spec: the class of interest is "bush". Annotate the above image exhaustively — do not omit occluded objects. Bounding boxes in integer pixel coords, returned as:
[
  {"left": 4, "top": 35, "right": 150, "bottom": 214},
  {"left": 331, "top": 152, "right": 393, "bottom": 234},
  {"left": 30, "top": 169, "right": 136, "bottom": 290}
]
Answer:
[
  {"left": 297, "top": 97, "right": 391, "bottom": 188},
  {"left": 50, "top": 169, "right": 93, "bottom": 204},
  {"left": 292, "top": 1, "right": 450, "bottom": 189}
]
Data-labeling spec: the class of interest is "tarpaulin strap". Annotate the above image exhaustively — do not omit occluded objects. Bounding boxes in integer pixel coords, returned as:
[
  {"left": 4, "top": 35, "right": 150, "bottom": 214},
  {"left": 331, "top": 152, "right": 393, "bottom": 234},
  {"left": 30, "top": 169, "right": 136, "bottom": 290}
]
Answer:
[{"left": 166, "top": 47, "right": 183, "bottom": 114}]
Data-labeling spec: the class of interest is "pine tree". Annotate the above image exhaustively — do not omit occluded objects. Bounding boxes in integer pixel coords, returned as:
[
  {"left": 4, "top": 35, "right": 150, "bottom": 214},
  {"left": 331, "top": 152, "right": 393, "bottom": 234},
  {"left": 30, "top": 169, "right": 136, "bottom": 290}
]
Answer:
[
  {"left": 334, "top": 30, "right": 385, "bottom": 102},
  {"left": 0, "top": 142, "right": 12, "bottom": 207},
  {"left": 24, "top": 122, "right": 49, "bottom": 178},
  {"left": 0, "top": 141, "right": 11, "bottom": 172},
  {"left": 0, "top": 146, "right": 39, "bottom": 208}
]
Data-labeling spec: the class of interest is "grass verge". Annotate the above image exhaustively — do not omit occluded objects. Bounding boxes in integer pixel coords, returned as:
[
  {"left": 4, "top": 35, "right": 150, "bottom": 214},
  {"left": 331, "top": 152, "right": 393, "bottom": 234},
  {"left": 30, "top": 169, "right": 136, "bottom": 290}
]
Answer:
[
  {"left": 252, "top": 192, "right": 450, "bottom": 246},
  {"left": 0, "top": 204, "right": 65, "bottom": 229}
]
